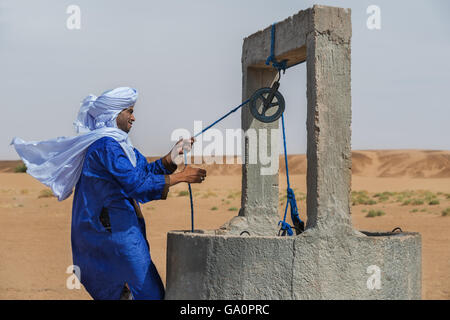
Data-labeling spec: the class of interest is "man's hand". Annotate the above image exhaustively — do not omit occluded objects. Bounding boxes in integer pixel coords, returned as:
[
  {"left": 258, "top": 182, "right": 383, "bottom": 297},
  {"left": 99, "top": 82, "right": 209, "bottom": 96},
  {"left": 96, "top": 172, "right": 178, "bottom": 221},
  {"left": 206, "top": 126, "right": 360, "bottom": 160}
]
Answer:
[
  {"left": 166, "top": 137, "right": 195, "bottom": 166},
  {"left": 168, "top": 166, "right": 206, "bottom": 186}
]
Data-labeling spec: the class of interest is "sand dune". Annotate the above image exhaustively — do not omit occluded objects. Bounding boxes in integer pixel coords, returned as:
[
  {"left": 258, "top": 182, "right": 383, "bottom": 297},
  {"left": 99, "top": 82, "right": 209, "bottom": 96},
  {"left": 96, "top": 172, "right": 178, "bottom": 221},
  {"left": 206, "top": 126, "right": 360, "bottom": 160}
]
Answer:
[
  {"left": 3, "top": 150, "right": 448, "bottom": 178},
  {"left": 354, "top": 150, "right": 450, "bottom": 178},
  {"left": 160, "top": 149, "right": 450, "bottom": 178}
]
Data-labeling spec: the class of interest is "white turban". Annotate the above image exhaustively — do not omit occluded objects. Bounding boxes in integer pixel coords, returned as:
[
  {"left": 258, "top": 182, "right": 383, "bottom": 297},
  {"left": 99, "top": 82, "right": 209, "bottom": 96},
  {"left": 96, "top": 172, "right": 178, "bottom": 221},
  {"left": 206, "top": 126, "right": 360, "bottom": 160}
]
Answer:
[
  {"left": 74, "top": 87, "right": 138, "bottom": 132},
  {"left": 11, "top": 87, "right": 139, "bottom": 201}
]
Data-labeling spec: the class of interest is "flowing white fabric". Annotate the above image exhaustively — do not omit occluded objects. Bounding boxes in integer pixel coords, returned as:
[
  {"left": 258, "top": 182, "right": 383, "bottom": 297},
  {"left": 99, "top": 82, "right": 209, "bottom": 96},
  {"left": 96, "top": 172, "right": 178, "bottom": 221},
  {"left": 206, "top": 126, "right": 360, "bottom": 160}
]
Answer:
[{"left": 11, "top": 87, "right": 138, "bottom": 201}]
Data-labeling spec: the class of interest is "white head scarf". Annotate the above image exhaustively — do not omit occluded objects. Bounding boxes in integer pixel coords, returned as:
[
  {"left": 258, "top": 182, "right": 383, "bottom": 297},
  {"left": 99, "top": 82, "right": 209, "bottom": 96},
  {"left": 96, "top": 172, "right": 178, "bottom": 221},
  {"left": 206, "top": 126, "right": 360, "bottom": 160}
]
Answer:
[
  {"left": 74, "top": 87, "right": 138, "bottom": 132},
  {"left": 11, "top": 87, "right": 139, "bottom": 201}
]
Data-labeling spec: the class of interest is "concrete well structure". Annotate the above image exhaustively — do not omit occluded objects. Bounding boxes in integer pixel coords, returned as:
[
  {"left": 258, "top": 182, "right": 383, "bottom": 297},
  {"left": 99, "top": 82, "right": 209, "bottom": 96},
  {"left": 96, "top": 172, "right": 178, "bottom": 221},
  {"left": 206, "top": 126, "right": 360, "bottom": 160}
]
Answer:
[{"left": 165, "top": 5, "right": 421, "bottom": 300}]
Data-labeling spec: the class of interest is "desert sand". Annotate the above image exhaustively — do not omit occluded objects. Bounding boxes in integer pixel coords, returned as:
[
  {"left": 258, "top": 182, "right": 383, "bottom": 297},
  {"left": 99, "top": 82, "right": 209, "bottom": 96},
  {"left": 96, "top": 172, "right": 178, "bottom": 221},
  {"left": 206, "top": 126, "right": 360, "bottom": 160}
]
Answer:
[{"left": 0, "top": 150, "right": 449, "bottom": 299}]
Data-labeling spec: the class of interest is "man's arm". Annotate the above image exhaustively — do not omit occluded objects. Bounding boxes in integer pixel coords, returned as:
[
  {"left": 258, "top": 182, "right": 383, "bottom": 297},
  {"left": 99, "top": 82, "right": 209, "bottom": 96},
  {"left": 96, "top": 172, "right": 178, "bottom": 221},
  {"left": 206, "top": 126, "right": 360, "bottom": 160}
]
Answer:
[
  {"left": 136, "top": 149, "right": 177, "bottom": 176},
  {"left": 167, "top": 166, "right": 206, "bottom": 186},
  {"left": 98, "top": 139, "right": 206, "bottom": 201},
  {"left": 97, "top": 138, "right": 168, "bottom": 203}
]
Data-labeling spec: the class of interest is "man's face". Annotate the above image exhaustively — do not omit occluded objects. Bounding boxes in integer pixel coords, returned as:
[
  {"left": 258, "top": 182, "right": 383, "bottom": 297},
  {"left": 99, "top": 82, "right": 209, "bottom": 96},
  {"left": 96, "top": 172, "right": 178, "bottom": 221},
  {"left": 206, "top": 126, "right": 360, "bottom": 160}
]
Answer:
[{"left": 116, "top": 106, "right": 135, "bottom": 133}]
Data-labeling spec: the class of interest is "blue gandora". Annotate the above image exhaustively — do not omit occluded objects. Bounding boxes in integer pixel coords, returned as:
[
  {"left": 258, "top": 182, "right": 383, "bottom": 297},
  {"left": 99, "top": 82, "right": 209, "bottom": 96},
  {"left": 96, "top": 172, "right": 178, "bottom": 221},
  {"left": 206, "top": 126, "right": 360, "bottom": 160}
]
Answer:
[
  {"left": 12, "top": 87, "right": 204, "bottom": 299},
  {"left": 72, "top": 136, "right": 173, "bottom": 299}
]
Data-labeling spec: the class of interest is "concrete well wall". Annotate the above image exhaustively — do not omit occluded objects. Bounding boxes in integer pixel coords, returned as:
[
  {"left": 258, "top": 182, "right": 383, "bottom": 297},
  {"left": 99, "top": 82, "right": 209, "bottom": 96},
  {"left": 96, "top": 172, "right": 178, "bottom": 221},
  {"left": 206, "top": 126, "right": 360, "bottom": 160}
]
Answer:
[{"left": 165, "top": 230, "right": 421, "bottom": 300}]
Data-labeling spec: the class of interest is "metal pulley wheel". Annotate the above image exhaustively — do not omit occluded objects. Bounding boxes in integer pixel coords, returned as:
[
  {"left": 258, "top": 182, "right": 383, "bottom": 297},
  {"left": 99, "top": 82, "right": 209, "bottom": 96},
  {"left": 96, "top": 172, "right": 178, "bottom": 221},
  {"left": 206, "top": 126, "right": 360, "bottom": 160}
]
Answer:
[{"left": 249, "top": 81, "right": 285, "bottom": 123}]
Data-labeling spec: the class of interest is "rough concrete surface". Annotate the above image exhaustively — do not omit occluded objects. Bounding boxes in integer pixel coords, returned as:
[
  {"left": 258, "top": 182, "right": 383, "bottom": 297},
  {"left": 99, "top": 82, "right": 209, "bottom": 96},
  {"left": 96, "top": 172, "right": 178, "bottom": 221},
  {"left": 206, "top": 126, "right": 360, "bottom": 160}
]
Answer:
[{"left": 166, "top": 230, "right": 421, "bottom": 299}]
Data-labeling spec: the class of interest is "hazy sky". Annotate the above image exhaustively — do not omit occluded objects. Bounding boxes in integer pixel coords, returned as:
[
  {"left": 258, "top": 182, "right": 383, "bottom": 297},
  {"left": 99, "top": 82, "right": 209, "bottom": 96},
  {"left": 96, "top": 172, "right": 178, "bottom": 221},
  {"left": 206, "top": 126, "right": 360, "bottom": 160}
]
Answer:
[{"left": 1, "top": 0, "right": 449, "bottom": 160}]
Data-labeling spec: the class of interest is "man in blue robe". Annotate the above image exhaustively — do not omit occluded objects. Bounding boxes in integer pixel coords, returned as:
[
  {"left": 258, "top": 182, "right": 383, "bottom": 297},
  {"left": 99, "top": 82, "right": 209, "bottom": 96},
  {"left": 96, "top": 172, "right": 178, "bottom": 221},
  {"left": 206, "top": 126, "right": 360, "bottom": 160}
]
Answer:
[
  {"left": 13, "top": 87, "right": 206, "bottom": 300},
  {"left": 71, "top": 93, "right": 206, "bottom": 300}
]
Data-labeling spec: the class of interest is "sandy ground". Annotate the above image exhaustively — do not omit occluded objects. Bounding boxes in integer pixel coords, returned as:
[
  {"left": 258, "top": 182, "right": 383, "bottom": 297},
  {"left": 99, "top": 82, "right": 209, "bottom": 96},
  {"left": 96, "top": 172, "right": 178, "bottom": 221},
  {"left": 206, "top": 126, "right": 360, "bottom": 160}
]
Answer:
[{"left": 0, "top": 150, "right": 449, "bottom": 300}]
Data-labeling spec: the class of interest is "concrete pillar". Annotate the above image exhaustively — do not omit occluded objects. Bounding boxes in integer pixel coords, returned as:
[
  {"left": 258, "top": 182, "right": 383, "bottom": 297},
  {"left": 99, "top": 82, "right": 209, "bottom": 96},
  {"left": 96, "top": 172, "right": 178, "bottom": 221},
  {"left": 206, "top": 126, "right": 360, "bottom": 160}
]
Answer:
[
  {"left": 305, "top": 6, "right": 353, "bottom": 233},
  {"left": 238, "top": 67, "right": 280, "bottom": 236}
]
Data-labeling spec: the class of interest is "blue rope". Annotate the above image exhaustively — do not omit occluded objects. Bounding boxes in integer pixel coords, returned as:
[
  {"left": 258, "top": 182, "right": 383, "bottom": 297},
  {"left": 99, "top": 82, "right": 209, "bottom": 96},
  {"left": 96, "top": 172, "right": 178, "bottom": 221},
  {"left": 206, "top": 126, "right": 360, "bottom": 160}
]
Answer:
[
  {"left": 184, "top": 99, "right": 303, "bottom": 236},
  {"left": 184, "top": 150, "right": 194, "bottom": 232},
  {"left": 265, "top": 23, "right": 306, "bottom": 73},
  {"left": 183, "top": 23, "right": 305, "bottom": 234},
  {"left": 278, "top": 113, "right": 304, "bottom": 236},
  {"left": 265, "top": 22, "right": 304, "bottom": 236},
  {"left": 265, "top": 23, "right": 288, "bottom": 73},
  {"left": 183, "top": 98, "right": 251, "bottom": 232},
  {"left": 194, "top": 99, "right": 251, "bottom": 138}
]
